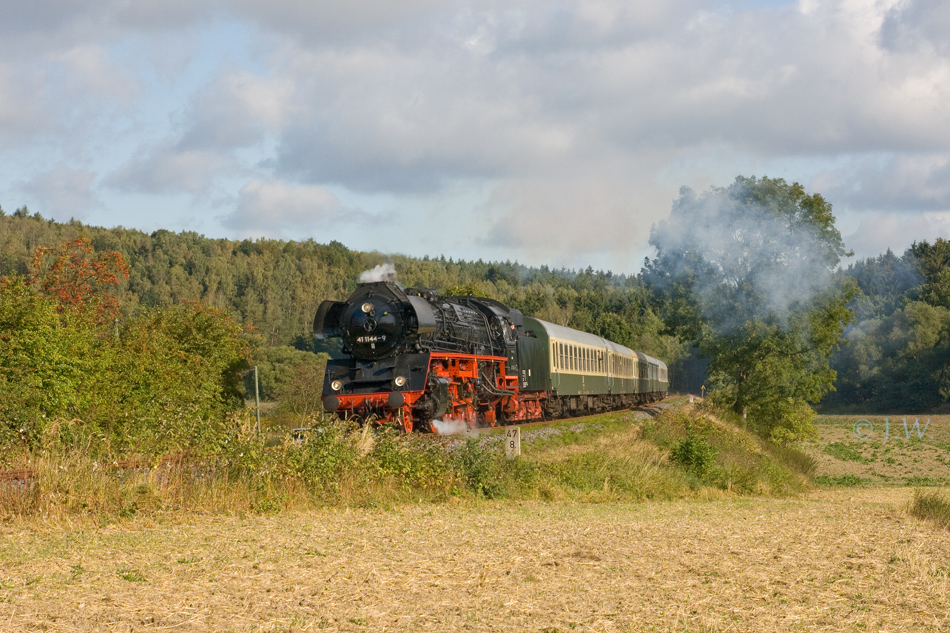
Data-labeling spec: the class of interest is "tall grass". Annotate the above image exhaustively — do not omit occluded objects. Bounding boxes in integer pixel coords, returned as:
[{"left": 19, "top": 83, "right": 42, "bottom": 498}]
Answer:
[
  {"left": 909, "top": 489, "right": 950, "bottom": 529},
  {"left": 1, "top": 404, "right": 814, "bottom": 520},
  {"left": 0, "top": 416, "right": 505, "bottom": 520},
  {"left": 640, "top": 407, "right": 810, "bottom": 495}
]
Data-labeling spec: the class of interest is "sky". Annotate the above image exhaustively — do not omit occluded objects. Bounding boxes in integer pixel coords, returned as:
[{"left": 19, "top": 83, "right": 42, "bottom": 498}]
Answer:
[{"left": 1, "top": 0, "right": 949, "bottom": 275}]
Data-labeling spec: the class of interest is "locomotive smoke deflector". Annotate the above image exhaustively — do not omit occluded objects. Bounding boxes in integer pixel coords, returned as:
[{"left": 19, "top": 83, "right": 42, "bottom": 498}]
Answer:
[{"left": 313, "top": 300, "right": 347, "bottom": 339}]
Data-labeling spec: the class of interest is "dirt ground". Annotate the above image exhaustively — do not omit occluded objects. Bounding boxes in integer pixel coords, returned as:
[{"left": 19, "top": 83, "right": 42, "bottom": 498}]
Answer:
[{"left": 2, "top": 488, "right": 949, "bottom": 632}]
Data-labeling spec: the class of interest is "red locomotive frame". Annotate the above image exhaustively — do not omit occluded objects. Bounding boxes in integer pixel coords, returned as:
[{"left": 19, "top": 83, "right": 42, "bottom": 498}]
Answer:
[{"left": 330, "top": 352, "right": 542, "bottom": 433}]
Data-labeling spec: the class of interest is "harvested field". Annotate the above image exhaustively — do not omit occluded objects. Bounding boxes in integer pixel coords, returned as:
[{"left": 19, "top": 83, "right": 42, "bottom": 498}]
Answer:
[
  {"left": 810, "top": 415, "right": 950, "bottom": 485},
  {"left": 2, "top": 488, "right": 950, "bottom": 632}
]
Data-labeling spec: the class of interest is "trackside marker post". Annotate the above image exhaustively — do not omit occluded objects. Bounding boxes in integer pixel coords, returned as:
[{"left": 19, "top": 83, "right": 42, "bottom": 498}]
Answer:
[{"left": 505, "top": 427, "right": 521, "bottom": 460}]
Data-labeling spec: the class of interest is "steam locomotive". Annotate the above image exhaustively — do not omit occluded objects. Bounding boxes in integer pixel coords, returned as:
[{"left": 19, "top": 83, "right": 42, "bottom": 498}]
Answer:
[{"left": 314, "top": 281, "right": 668, "bottom": 432}]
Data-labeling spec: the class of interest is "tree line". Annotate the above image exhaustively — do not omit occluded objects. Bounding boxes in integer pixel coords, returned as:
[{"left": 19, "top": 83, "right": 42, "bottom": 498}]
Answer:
[
  {"left": 0, "top": 206, "right": 676, "bottom": 359},
  {"left": 824, "top": 239, "right": 950, "bottom": 412}
]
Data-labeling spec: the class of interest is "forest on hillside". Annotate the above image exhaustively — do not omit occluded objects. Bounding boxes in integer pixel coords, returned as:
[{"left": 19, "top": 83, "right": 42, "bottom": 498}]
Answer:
[
  {"left": 823, "top": 242, "right": 950, "bottom": 412},
  {"left": 0, "top": 207, "right": 676, "bottom": 354}
]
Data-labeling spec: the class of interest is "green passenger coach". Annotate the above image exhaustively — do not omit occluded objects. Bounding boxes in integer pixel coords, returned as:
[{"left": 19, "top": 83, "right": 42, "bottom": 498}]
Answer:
[{"left": 517, "top": 316, "right": 668, "bottom": 417}]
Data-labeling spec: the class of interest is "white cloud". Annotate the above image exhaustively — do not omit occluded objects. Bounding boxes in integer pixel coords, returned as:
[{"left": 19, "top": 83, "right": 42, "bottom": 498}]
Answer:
[
  {"left": 18, "top": 164, "right": 100, "bottom": 219},
  {"left": 52, "top": 44, "right": 138, "bottom": 102},
  {"left": 178, "top": 71, "right": 294, "bottom": 151},
  {"left": 223, "top": 179, "right": 371, "bottom": 238},
  {"left": 881, "top": 0, "right": 950, "bottom": 54},
  {"left": 845, "top": 210, "right": 950, "bottom": 258},
  {"left": 812, "top": 153, "right": 950, "bottom": 212},
  {"left": 1, "top": 0, "right": 950, "bottom": 271},
  {"left": 105, "top": 143, "right": 233, "bottom": 195},
  {"left": 0, "top": 64, "right": 49, "bottom": 141},
  {"left": 228, "top": 0, "right": 445, "bottom": 43}
]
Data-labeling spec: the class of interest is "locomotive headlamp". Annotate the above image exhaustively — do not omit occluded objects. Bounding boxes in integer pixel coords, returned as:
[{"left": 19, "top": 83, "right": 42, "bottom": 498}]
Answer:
[
  {"left": 331, "top": 380, "right": 343, "bottom": 391},
  {"left": 361, "top": 302, "right": 374, "bottom": 313},
  {"left": 394, "top": 376, "right": 406, "bottom": 387}
]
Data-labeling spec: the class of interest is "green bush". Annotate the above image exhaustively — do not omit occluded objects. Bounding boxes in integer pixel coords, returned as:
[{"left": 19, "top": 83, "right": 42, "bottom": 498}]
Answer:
[
  {"left": 669, "top": 434, "right": 717, "bottom": 478},
  {"left": 369, "top": 430, "right": 452, "bottom": 491},
  {"left": 452, "top": 438, "right": 505, "bottom": 498},
  {"left": 1, "top": 271, "right": 250, "bottom": 457}
]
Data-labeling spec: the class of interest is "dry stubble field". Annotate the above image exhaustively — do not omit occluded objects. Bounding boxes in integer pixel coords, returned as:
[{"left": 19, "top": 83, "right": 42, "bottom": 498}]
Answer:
[
  {"left": 809, "top": 415, "right": 950, "bottom": 485},
  {"left": 2, "top": 488, "right": 949, "bottom": 632}
]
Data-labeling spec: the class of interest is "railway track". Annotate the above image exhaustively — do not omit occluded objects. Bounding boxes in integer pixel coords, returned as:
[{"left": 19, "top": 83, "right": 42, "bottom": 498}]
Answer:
[{"left": 438, "top": 398, "right": 676, "bottom": 436}]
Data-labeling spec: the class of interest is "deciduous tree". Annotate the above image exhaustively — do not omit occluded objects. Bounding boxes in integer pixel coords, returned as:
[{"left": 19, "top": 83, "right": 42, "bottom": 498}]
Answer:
[{"left": 643, "top": 176, "right": 856, "bottom": 441}]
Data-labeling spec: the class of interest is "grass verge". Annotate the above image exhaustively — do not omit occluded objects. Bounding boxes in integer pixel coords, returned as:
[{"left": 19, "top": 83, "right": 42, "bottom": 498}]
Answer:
[{"left": 0, "top": 403, "right": 814, "bottom": 520}]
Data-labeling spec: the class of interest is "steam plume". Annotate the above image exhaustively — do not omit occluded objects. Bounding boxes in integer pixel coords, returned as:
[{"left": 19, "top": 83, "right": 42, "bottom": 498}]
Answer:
[
  {"left": 358, "top": 263, "right": 398, "bottom": 283},
  {"left": 645, "top": 179, "right": 848, "bottom": 334},
  {"left": 431, "top": 417, "right": 475, "bottom": 435}
]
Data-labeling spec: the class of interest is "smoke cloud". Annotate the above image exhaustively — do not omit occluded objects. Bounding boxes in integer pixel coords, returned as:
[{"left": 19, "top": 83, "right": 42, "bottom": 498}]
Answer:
[
  {"left": 358, "top": 263, "right": 398, "bottom": 283},
  {"left": 645, "top": 179, "right": 848, "bottom": 334}
]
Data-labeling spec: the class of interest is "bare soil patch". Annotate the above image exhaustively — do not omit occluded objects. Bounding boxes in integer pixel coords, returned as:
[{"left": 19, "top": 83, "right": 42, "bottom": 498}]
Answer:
[{"left": 2, "top": 488, "right": 949, "bottom": 632}]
